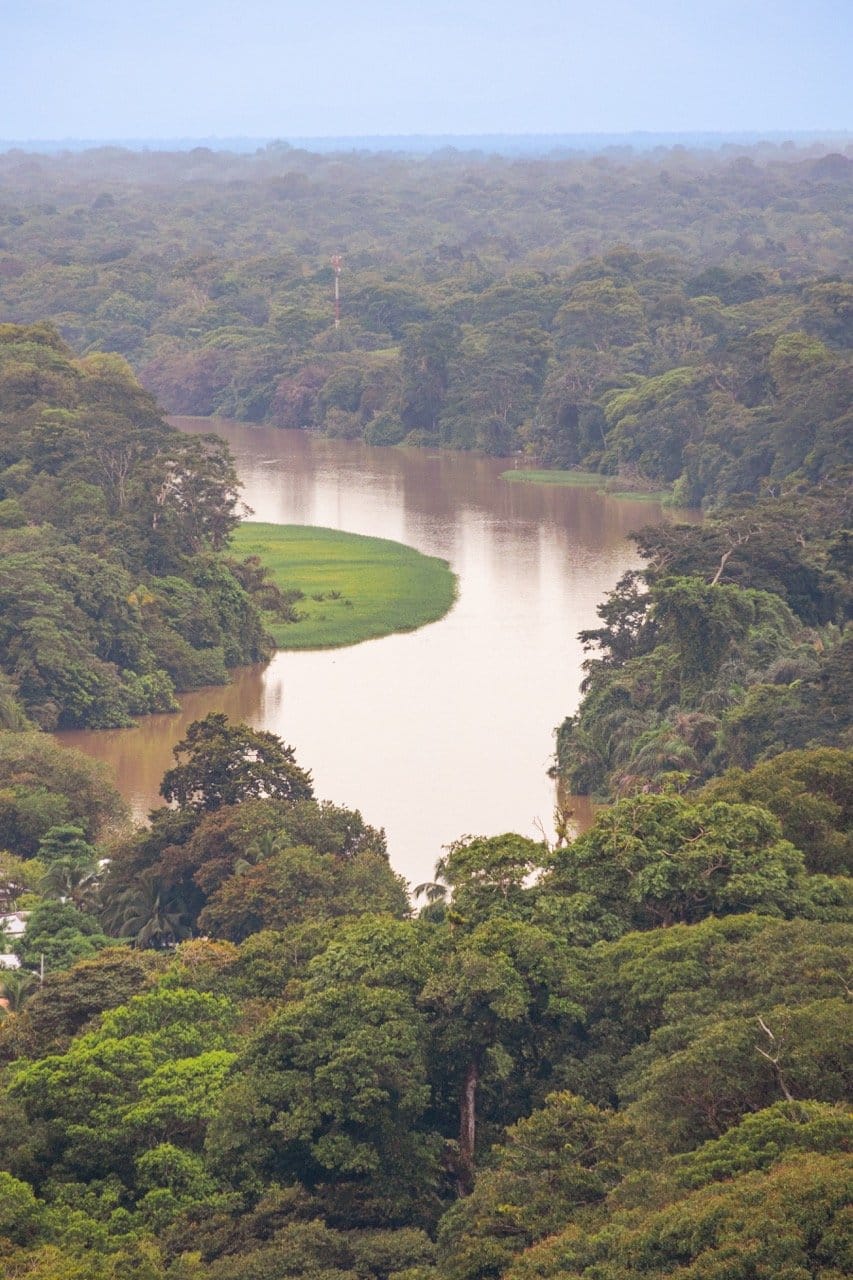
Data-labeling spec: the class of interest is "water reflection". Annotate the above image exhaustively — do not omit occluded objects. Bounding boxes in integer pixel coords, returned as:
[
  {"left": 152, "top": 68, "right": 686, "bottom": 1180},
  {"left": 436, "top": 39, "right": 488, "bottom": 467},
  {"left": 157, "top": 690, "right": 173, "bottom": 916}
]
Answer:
[{"left": 58, "top": 422, "right": 691, "bottom": 885}]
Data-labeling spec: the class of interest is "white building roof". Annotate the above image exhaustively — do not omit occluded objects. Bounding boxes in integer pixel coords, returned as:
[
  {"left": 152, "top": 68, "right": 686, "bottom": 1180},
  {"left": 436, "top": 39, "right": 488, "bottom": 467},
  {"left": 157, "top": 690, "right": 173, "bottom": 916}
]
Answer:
[{"left": 0, "top": 912, "right": 28, "bottom": 937}]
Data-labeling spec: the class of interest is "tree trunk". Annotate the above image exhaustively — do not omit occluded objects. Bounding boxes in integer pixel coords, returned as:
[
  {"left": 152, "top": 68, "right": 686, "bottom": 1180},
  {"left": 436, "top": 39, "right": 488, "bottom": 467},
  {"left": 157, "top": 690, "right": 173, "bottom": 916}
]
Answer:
[{"left": 457, "top": 1058, "right": 478, "bottom": 1196}]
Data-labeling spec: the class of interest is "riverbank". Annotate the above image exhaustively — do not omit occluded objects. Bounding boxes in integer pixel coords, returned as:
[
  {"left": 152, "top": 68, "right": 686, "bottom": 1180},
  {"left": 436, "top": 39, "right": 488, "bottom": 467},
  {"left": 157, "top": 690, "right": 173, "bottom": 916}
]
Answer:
[
  {"left": 501, "top": 468, "right": 673, "bottom": 503},
  {"left": 230, "top": 522, "right": 457, "bottom": 649},
  {"left": 62, "top": 421, "right": 657, "bottom": 878}
]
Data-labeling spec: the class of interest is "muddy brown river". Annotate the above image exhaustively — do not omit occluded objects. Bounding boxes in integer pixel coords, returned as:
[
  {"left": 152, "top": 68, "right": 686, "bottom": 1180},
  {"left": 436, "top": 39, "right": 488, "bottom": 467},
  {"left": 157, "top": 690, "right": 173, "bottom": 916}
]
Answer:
[{"left": 58, "top": 421, "right": 688, "bottom": 886}]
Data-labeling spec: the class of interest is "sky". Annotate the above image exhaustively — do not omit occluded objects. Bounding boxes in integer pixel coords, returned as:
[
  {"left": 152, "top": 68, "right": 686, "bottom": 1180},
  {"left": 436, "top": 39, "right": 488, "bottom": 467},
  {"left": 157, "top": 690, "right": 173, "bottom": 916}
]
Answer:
[{"left": 2, "top": 0, "right": 851, "bottom": 141}]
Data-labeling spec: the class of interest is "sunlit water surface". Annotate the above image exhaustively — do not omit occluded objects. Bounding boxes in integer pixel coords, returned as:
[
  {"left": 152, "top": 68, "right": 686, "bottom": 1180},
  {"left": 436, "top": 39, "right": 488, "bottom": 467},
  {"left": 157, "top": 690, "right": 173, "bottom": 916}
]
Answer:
[{"left": 59, "top": 421, "right": 691, "bottom": 886}]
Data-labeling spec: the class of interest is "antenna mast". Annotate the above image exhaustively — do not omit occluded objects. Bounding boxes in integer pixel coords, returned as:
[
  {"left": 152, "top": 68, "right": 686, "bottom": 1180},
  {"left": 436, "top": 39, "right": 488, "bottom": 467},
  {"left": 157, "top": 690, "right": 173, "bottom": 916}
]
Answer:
[{"left": 331, "top": 254, "right": 343, "bottom": 328}]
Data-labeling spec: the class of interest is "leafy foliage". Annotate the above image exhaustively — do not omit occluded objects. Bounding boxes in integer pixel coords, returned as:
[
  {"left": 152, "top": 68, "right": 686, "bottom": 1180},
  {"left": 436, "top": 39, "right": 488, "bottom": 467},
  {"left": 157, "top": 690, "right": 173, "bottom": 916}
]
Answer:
[
  {"left": 556, "top": 483, "right": 852, "bottom": 797},
  {"left": 0, "top": 730, "right": 127, "bottom": 855},
  {"left": 159, "top": 713, "right": 314, "bottom": 812},
  {"left": 0, "top": 325, "right": 272, "bottom": 728},
  {"left": 541, "top": 791, "right": 831, "bottom": 934}
]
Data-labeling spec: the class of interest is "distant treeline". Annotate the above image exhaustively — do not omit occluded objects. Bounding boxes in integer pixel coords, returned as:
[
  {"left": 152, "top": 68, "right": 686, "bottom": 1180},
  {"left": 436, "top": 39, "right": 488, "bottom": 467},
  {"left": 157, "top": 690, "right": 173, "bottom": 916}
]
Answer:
[
  {"left": 4, "top": 131, "right": 850, "bottom": 154},
  {"left": 1, "top": 143, "right": 850, "bottom": 504}
]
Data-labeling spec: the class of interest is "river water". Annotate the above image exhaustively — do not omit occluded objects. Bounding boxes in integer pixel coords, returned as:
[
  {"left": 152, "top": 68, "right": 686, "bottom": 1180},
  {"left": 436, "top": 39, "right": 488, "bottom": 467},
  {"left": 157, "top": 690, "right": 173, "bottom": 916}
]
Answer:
[{"left": 59, "top": 421, "right": 685, "bottom": 886}]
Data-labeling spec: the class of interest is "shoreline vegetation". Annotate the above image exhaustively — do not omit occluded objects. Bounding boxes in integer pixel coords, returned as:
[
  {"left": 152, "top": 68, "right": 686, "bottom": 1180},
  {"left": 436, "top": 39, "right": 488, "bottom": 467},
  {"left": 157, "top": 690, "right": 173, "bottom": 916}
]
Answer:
[
  {"left": 230, "top": 522, "right": 457, "bottom": 649},
  {"left": 501, "top": 468, "right": 673, "bottom": 503}
]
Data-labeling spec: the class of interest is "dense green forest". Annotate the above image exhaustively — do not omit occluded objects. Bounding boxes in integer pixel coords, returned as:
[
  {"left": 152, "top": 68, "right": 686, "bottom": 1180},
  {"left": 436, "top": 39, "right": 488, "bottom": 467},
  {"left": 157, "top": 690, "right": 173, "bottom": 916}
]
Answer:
[
  {"left": 0, "top": 142, "right": 850, "bottom": 1277},
  {"left": 554, "top": 479, "right": 852, "bottom": 797},
  {"left": 0, "top": 713, "right": 850, "bottom": 1278},
  {"left": 1, "top": 144, "right": 850, "bottom": 503},
  {"left": 0, "top": 322, "right": 303, "bottom": 730}
]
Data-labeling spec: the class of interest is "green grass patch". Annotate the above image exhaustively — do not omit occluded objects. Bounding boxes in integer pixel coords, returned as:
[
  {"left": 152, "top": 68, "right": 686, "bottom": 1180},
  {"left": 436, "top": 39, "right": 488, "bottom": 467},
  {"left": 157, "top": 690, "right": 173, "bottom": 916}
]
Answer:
[
  {"left": 501, "top": 469, "right": 671, "bottom": 502},
  {"left": 231, "top": 523, "right": 457, "bottom": 649},
  {"left": 503, "top": 468, "right": 603, "bottom": 487}
]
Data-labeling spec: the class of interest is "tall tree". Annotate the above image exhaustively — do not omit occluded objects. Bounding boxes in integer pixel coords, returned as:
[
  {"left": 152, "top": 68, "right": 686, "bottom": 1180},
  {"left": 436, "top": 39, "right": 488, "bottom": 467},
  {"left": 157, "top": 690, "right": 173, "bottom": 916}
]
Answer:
[{"left": 159, "top": 714, "right": 313, "bottom": 812}]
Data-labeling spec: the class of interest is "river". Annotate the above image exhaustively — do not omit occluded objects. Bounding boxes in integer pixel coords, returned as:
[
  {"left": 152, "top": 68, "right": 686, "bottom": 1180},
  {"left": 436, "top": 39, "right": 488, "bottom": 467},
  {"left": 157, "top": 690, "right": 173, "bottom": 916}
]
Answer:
[{"left": 58, "top": 421, "right": 688, "bottom": 886}]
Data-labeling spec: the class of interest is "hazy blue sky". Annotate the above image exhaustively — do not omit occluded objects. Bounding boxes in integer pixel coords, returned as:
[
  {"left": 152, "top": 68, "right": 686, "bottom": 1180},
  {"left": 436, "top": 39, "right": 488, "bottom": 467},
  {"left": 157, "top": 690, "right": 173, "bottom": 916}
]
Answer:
[{"left": 3, "top": 0, "right": 851, "bottom": 139}]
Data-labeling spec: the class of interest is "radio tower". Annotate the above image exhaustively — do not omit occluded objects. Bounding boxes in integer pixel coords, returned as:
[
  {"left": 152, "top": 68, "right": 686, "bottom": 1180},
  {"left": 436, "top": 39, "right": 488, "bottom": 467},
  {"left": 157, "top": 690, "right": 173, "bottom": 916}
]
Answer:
[{"left": 331, "top": 254, "right": 343, "bottom": 328}]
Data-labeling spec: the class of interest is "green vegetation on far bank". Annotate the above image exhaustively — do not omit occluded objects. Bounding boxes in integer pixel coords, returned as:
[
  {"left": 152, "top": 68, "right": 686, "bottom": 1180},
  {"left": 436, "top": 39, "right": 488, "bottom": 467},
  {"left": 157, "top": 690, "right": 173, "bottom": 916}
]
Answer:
[
  {"left": 501, "top": 468, "right": 672, "bottom": 502},
  {"left": 230, "top": 522, "right": 457, "bottom": 648},
  {"left": 1, "top": 146, "right": 850, "bottom": 509}
]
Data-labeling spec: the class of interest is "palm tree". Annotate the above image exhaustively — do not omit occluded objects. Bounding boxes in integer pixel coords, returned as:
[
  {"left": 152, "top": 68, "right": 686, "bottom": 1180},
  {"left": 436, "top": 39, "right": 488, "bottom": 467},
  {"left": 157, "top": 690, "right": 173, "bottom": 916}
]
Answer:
[
  {"left": 105, "top": 870, "right": 191, "bottom": 948},
  {"left": 414, "top": 855, "right": 450, "bottom": 919},
  {"left": 37, "top": 825, "right": 102, "bottom": 910},
  {"left": 39, "top": 854, "right": 101, "bottom": 910},
  {"left": 0, "top": 674, "right": 30, "bottom": 731},
  {"left": 629, "top": 726, "right": 698, "bottom": 781},
  {"left": 248, "top": 830, "right": 277, "bottom": 862},
  {"left": 0, "top": 968, "right": 38, "bottom": 1015}
]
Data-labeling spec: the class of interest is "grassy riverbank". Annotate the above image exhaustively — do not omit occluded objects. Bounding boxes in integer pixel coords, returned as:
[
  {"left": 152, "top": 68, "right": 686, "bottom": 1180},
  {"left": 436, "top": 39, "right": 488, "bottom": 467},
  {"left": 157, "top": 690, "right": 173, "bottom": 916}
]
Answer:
[
  {"left": 231, "top": 523, "right": 457, "bottom": 649},
  {"left": 501, "top": 468, "right": 672, "bottom": 502}
]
